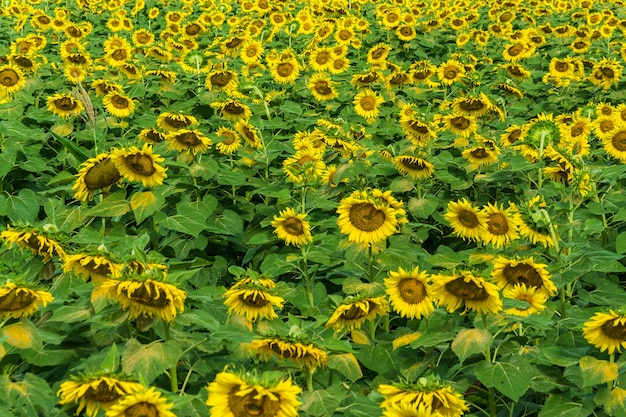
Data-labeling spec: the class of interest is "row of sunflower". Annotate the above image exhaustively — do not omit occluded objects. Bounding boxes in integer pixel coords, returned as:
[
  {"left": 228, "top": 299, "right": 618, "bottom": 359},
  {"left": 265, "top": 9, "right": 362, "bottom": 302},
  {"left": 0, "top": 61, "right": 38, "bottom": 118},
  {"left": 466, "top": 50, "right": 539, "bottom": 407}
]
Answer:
[{"left": 3, "top": 0, "right": 626, "bottom": 416}]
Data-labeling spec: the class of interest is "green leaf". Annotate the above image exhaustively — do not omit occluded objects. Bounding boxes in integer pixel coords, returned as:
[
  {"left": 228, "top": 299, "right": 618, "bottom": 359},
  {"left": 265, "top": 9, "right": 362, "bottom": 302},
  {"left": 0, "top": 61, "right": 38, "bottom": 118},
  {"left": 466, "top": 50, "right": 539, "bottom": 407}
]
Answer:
[
  {"left": 154, "top": 200, "right": 211, "bottom": 237},
  {"left": 205, "top": 209, "right": 243, "bottom": 237},
  {"left": 101, "top": 344, "right": 120, "bottom": 373},
  {"left": 602, "top": 387, "right": 626, "bottom": 417},
  {"left": 343, "top": 393, "right": 383, "bottom": 417},
  {"left": 87, "top": 191, "right": 130, "bottom": 217},
  {"left": 390, "top": 177, "right": 414, "bottom": 193},
  {"left": 327, "top": 353, "right": 363, "bottom": 382},
  {"left": 2, "top": 189, "right": 39, "bottom": 223},
  {"left": 130, "top": 190, "right": 165, "bottom": 225},
  {"left": 300, "top": 384, "right": 345, "bottom": 417},
  {"left": 538, "top": 393, "right": 594, "bottom": 417},
  {"left": 0, "top": 146, "right": 16, "bottom": 178},
  {"left": 579, "top": 356, "right": 618, "bottom": 387},
  {"left": 48, "top": 305, "right": 93, "bottom": 323},
  {"left": 355, "top": 344, "right": 395, "bottom": 374},
  {"left": 617, "top": 232, "right": 626, "bottom": 254},
  {"left": 475, "top": 357, "right": 534, "bottom": 401},
  {"left": 407, "top": 197, "right": 439, "bottom": 219},
  {"left": 49, "top": 130, "right": 90, "bottom": 161},
  {"left": 121, "top": 339, "right": 183, "bottom": 384},
  {"left": 451, "top": 328, "right": 492, "bottom": 363},
  {"left": 20, "top": 348, "right": 76, "bottom": 367}
]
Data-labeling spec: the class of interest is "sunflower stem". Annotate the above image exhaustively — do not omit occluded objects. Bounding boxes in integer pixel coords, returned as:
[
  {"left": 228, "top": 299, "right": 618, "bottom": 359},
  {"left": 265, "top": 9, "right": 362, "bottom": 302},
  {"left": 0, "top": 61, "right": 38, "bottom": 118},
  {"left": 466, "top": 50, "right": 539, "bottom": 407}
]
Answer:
[
  {"left": 163, "top": 323, "right": 178, "bottom": 393},
  {"left": 368, "top": 245, "right": 374, "bottom": 283},
  {"left": 304, "top": 367, "right": 314, "bottom": 392},
  {"left": 488, "top": 387, "right": 497, "bottom": 417},
  {"left": 301, "top": 245, "right": 314, "bottom": 308},
  {"left": 369, "top": 319, "right": 376, "bottom": 340}
]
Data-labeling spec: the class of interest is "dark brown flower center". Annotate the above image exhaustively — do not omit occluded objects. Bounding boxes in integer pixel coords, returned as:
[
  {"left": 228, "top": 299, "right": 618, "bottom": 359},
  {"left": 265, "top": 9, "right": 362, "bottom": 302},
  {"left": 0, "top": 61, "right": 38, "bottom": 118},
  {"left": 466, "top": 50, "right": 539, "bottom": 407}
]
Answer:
[
  {"left": 0, "top": 288, "right": 36, "bottom": 312},
  {"left": 211, "top": 71, "right": 233, "bottom": 87},
  {"left": 83, "top": 259, "right": 113, "bottom": 276},
  {"left": 349, "top": 202, "right": 386, "bottom": 232},
  {"left": 502, "top": 263, "right": 544, "bottom": 288},
  {"left": 445, "top": 277, "right": 489, "bottom": 301},
  {"left": 277, "top": 63, "right": 294, "bottom": 77},
  {"left": 315, "top": 52, "right": 331, "bottom": 65},
  {"left": 445, "top": 68, "right": 458, "bottom": 79},
  {"left": 282, "top": 217, "right": 304, "bottom": 235},
  {"left": 144, "top": 130, "right": 165, "bottom": 143},
  {"left": 0, "top": 68, "right": 19, "bottom": 87},
  {"left": 314, "top": 81, "right": 332, "bottom": 95},
  {"left": 224, "top": 102, "right": 245, "bottom": 115},
  {"left": 124, "top": 402, "right": 159, "bottom": 417},
  {"left": 228, "top": 387, "right": 281, "bottom": 417},
  {"left": 601, "top": 319, "right": 626, "bottom": 340},
  {"left": 457, "top": 209, "right": 479, "bottom": 228},
  {"left": 185, "top": 23, "right": 201, "bottom": 36},
  {"left": 136, "top": 33, "right": 151, "bottom": 44},
  {"left": 487, "top": 213, "right": 509, "bottom": 235},
  {"left": 340, "top": 303, "right": 369, "bottom": 320},
  {"left": 84, "top": 158, "right": 122, "bottom": 189},
  {"left": 123, "top": 153, "right": 156, "bottom": 176},
  {"left": 459, "top": 99, "right": 487, "bottom": 112},
  {"left": 399, "top": 157, "right": 429, "bottom": 171},
  {"left": 37, "top": 15, "right": 51, "bottom": 24},
  {"left": 554, "top": 61, "right": 570, "bottom": 72},
  {"left": 111, "top": 49, "right": 127, "bottom": 61},
  {"left": 451, "top": 116, "right": 471, "bottom": 130},
  {"left": 240, "top": 292, "right": 270, "bottom": 307},
  {"left": 612, "top": 131, "right": 626, "bottom": 152},
  {"left": 111, "top": 95, "right": 130, "bottom": 109},
  {"left": 359, "top": 96, "right": 376, "bottom": 111},
  {"left": 470, "top": 147, "right": 490, "bottom": 159},
  {"left": 125, "top": 282, "right": 170, "bottom": 308},
  {"left": 85, "top": 381, "right": 123, "bottom": 403},
  {"left": 398, "top": 278, "right": 426, "bottom": 304},
  {"left": 66, "top": 54, "right": 87, "bottom": 65},
  {"left": 507, "top": 44, "right": 523, "bottom": 56}
]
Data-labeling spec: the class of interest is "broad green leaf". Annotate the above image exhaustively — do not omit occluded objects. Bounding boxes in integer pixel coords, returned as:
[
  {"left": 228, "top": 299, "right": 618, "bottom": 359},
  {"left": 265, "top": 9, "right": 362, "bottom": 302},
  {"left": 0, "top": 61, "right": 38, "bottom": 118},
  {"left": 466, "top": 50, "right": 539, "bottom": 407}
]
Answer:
[
  {"left": 121, "top": 339, "right": 183, "bottom": 384},
  {"left": 3, "top": 189, "right": 39, "bottom": 223},
  {"left": 475, "top": 357, "right": 535, "bottom": 401},
  {"left": 87, "top": 191, "right": 130, "bottom": 217},
  {"left": 390, "top": 177, "right": 414, "bottom": 192},
  {"left": 49, "top": 130, "right": 90, "bottom": 161},
  {"left": 617, "top": 232, "right": 626, "bottom": 254},
  {"left": 20, "top": 348, "right": 76, "bottom": 367},
  {"left": 407, "top": 197, "right": 439, "bottom": 219},
  {"left": 2, "top": 321, "right": 42, "bottom": 351},
  {"left": 48, "top": 305, "right": 93, "bottom": 323},
  {"left": 355, "top": 344, "right": 395, "bottom": 374},
  {"left": 536, "top": 346, "right": 586, "bottom": 367},
  {"left": 451, "top": 328, "right": 492, "bottom": 363},
  {"left": 206, "top": 209, "right": 243, "bottom": 236},
  {"left": 604, "top": 387, "right": 626, "bottom": 417},
  {"left": 0, "top": 146, "right": 16, "bottom": 178},
  {"left": 538, "top": 393, "right": 594, "bottom": 417},
  {"left": 130, "top": 190, "right": 165, "bottom": 224},
  {"left": 579, "top": 356, "right": 618, "bottom": 387},
  {"left": 300, "top": 384, "right": 345, "bottom": 417},
  {"left": 343, "top": 393, "right": 383, "bottom": 417},
  {"left": 154, "top": 200, "right": 210, "bottom": 237},
  {"left": 327, "top": 353, "right": 363, "bottom": 382},
  {"left": 0, "top": 373, "right": 59, "bottom": 417},
  {"left": 101, "top": 344, "right": 120, "bottom": 373}
]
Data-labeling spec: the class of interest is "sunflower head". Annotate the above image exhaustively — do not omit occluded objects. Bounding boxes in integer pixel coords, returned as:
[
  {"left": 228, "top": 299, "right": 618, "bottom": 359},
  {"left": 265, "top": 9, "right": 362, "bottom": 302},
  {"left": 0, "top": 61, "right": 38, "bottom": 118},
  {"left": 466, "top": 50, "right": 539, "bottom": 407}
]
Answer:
[{"left": 223, "top": 275, "right": 284, "bottom": 322}]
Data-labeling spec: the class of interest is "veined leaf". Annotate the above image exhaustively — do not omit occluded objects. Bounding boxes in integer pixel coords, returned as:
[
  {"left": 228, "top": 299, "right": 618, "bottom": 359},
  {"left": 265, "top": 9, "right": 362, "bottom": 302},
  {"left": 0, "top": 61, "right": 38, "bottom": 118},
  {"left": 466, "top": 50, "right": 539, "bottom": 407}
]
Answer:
[
  {"left": 49, "top": 130, "right": 90, "bottom": 161},
  {"left": 579, "top": 356, "right": 618, "bottom": 387},
  {"left": 327, "top": 353, "right": 363, "bottom": 382},
  {"left": 122, "top": 339, "right": 183, "bottom": 384},
  {"left": 475, "top": 357, "right": 535, "bottom": 401},
  {"left": 451, "top": 328, "right": 492, "bottom": 363},
  {"left": 87, "top": 191, "right": 130, "bottom": 217},
  {"left": 301, "top": 384, "right": 345, "bottom": 417}
]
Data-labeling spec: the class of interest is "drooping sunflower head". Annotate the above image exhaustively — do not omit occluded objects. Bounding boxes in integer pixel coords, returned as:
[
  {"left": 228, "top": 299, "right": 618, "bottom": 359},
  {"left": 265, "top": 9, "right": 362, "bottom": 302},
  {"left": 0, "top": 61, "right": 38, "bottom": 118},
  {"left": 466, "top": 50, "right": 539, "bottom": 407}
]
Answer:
[
  {"left": 166, "top": 129, "right": 212, "bottom": 155},
  {"left": 1, "top": 225, "right": 67, "bottom": 262},
  {"left": 326, "top": 295, "right": 389, "bottom": 332},
  {"left": 205, "top": 69, "right": 239, "bottom": 92},
  {"left": 393, "top": 156, "right": 435, "bottom": 180},
  {"left": 385, "top": 266, "right": 434, "bottom": 320},
  {"left": 105, "top": 387, "right": 176, "bottom": 417},
  {"left": 46, "top": 92, "right": 85, "bottom": 119},
  {"left": 271, "top": 207, "right": 313, "bottom": 247},
  {"left": 583, "top": 310, "right": 626, "bottom": 354},
  {"left": 206, "top": 370, "right": 302, "bottom": 417},
  {"left": 0, "top": 282, "right": 54, "bottom": 320},
  {"left": 110, "top": 144, "right": 167, "bottom": 188},
  {"left": 57, "top": 374, "right": 144, "bottom": 417},
  {"left": 244, "top": 336, "right": 328, "bottom": 371},
  {"left": 156, "top": 112, "right": 198, "bottom": 132},
  {"left": 73, "top": 153, "right": 122, "bottom": 202},
  {"left": 223, "top": 276, "right": 284, "bottom": 322},
  {"left": 432, "top": 270, "right": 502, "bottom": 315},
  {"left": 491, "top": 256, "right": 556, "bottom": 296},
  {"left": 212, "top": 99, "right": 252, "bottom": 121},
  {"left": 91, "top": 273, "right": 187, "bottom": 324},
  {"left": 62, "top": 251, "right": 123, "bottom": 284}
]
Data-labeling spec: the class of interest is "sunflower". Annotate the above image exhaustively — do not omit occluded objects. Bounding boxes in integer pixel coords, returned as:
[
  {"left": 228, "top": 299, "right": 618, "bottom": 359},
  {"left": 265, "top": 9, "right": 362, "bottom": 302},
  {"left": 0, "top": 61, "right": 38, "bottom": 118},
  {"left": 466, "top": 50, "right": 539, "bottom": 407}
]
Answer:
[
  {"left": 109, "top": 144, "right": 167, "bottom": 188},
  {"left": 516, "top": 197, "right": 556, "bottom": 248},
  {"left": 462, "top": 145, "right": 500, "bottom": 168},
  {"left": 443, "top": 198, "right": 488, "bottom": 242},
  {"left": 102, "top": 91, "right": 135, "bottom": 118},
  {"left": 308, "top": 73, "right": 338, "bottom": 102},
  {"left": 393, "top": 156, "right": 434, "bottom": 180},
  {"left": 502, "top": 63, "right": 532, "bottom": 80},
  {"left": 385, "top": 266, "right": 434, "bottom": 320},
  {"left": 329, "top": 57, "right": 350, "bottom": 75},
  {"left": 589, "top": 59, "right": 623, "bottom": 89},
  {"left": 442, "top": 114, "right": 478, "bottom": 138},
  {"left": 379, "top": 378, "right": 468, "bottom": 417},
  {"left": 63, "top": 252, "right": 123, "bottom": 284},
  {"left": 0, "top": 64, "right": 26, "bottom": 94},
  {"left": 167, "top": 129, "right": 212, "bottom": 155},
  {"left": 92, "top": 79, "right": 123, "bottom": 97},
  {"left": 244, "top": 336, "right": 328, "bottom": 371},
  {"left": 367, "top": 43, "right": 392, "bottom": 65},
  {"left": 240, "top": 39, "right": 264, "bottom": 64},
  {"left": 309, "top": 47, "right": 333, "bottom": 72},
  {"left": 215, "top": 127, "right": 242, "bottom": 155},
  {"left": 326, "top": 296, "right": 389, "bottom": 332},
  {"left": 451, "top": 93, "right": 493, "bottom": 118},
  {"left": 223, "top": 276, "right": 284, "bottom": 322},
  {"left": 481, "top": 202, "right": 520, "bottom": 248},
  {"left": 206, "top": 371, "right": 302, "bottom": 417},
  {"left": 431, "top": 271, "right": 502, "bottom": 315},
  {"left": 212, "top": 99, "right": 252, "bottom": 121},
  {"left": 235, "top": 120, "right": 263, "bottom": 149},
  {"left": 490, "top": 256, "right": 557, "bottom": 297},
  {"left": 502, "top": 41, "right": 534, "bottom": 62},
  {"left": 503, "top": 284, "right": 548, "bottom": 317},
  {"left": 46, "top": 93, "right": 84, "bottom": 119},
  {"left": 138, "top": 128, "right": 166, "bottom": 145},
  {"left": 0, "top": 282, "right": 53, "bottom": 320},
  {"left": 73, "top": 153, "right": 122, "bottom": 202},
  {"left": 411, "top": 60, "right": 440, "bottom": 87},
  {"left": 106, "top": 387, "right": 176, "bottom": 417},
  {"left": 271, "top": 208, "right": 313, "bottom": 247},
  {"left": 437, "top": 59, "right": 466, "bottom": 85},
  {"left": 337, "top": 188, "right": 407, "bottom": 246},
  {"left": 353, "top": 88, "right": 384, "bottom": 123},
  {"left": 583, "top": 310, "right": 626, "bottom": 354},
  {"left": 269, "top": 57, "right": 301, "bottom": 85},
  {"left": 131, "top": 28, "right": 154, "bottom": 47},
  {"left": 382, "top": 401, "right": 433, "bottom": 417},
  {"left": 205, "top": 69, "right": 239, "bottom": 92},
  {"left": 57, "top": 375, "right": 144, "bottom": 417},
  {"left": 156, "top": 112, "right": 198, "bottom": 132},
  {"left": 91, "top": 275, "right": 186, "bottom": 323},
  {"left": 400, "top": 117, "right": 436, "bottom": 145},
  {"left": 351, "top": 70, "right": 384, "bottom": 88},
  {"left": 602, "top": 126, "right": 626, "bottom": 162},
  {"left": 282, "top": 149, "right": 325, "bottom": 184},
  {"left": 1, "top": 225, "right": 66, "bottom": 262}
]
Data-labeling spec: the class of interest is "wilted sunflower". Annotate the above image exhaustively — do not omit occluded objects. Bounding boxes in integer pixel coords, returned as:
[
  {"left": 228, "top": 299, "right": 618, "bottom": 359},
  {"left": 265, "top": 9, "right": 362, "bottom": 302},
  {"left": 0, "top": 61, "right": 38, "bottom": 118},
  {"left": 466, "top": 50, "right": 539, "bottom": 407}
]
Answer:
[
  {"left": 379, "top": 377, "right": 469, "bottom": 417},
  {"left": 138, "top": 128, "right": 166, "bottom": 145},
  {"left": 110, "top": 144, "right": 167, "bottom": 187},
  {"left": 353, "top": 88, "right": 384, "bottom": 123},
  {"left": 480, "top": 202, "right": 521, "bottom": 248},
  {"left": 212, "top": 99, "right": 252, "bottom": 121},
  {"left": 336, "top": 188, "right": 407, "bottom": 246},
  {"left": 223, "top": 276, "right": 284, "bottom": 322},
  {"left": 385, "top": 266, "right": 434, "bottom": 319},
  {"left": 156, "top": 112, "right": 198, "bottom": 132},
  {"left": 167, "top": 129, "right": 212, "bottom": 155},
  {"left": 583, "top": 310, "right": 626, "bottom": 354},
  {"left": 0, "top": 282, "right": 53, "bottom": 320},
  {"left": 206, "top": 371, "right": 302, "bottom": 417},
  {"left": 73, "top": 153, "right": 122, "bottom": 202},
  {"left": 271, "top": 208, "right": 313, "bottom": 247},
  {"left": 443, "top": 198, "right": 488, "bottom": 242},
  {"left": 393, "top": 156, "right": 434, "bottom": 180},
  {"left": 326, "top": 295, "right": 389, "bottom": 332},
  {"left": 244, "top": 336, "right": 328, "bottom": 371},
  {"left": 0, "top": 64, "right": 26, "bottom": 94},
  {"left": 91, "top": 275, "right": 187, "bottom": 323},
  {"left": 47, "top": 92, "right": 85, "bottom": 119},
  {"left": 442, "top": 114, "right": 478, "bottom": 138},
  {"left": 400, "top": 116, "right": 436, "bottom": 145},
  {"left": 91, "top": 79, "right": 123, "bottom": 97},
  {"left": 1, "top": 225, "right": 66, "bottom": 262},
  {"left": 516, "top": 197, "right": 556, "bottom": 248},
  {"left": 308, "top": 73, "right": 338, "bottom": 102},
  {"left": 503, "top": 284, "right": 548, "bottom": 317},
  {"left": 57, "top": 375, "right": 144, "bottom": 417},
  {"left": 431, "top": 271, "right": 502, "bottom": 315},
  {"left": 490, "top": 256, "right": 556, "bottom": 297},
  {"left": 103, "top": 91, "right": 135, "bottom": 118},
  {"left": 62, "top": 252, "right": 123, "bottom": 284},
  {"left": 106, "top": 387, "right": 176, "bottom": 417}
]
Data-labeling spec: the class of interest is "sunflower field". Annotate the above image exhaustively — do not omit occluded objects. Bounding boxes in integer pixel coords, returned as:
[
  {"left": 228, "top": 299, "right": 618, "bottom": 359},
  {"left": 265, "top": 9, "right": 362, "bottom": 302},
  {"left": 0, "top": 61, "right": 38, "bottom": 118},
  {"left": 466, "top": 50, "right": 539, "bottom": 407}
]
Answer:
[{"left": 5, "top": 0, "right": 626, "bottom": 415}]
